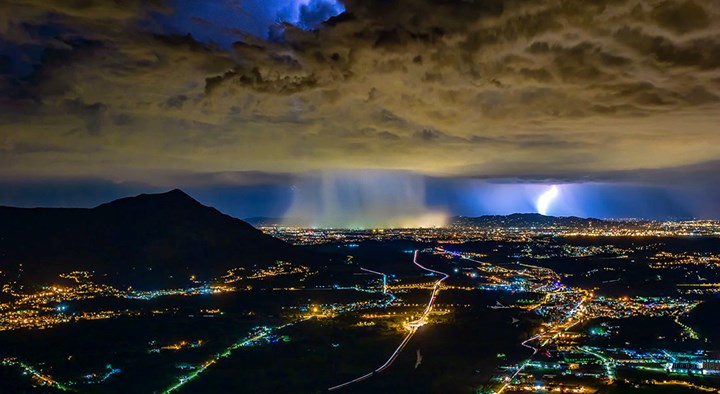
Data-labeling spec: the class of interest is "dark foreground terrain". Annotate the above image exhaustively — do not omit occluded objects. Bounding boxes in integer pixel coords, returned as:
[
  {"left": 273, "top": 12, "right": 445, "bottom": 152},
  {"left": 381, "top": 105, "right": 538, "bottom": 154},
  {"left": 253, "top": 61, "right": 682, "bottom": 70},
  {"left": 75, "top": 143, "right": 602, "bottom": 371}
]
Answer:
[{"left": 1, "top": 192, "right": 719, "bottom": 393}]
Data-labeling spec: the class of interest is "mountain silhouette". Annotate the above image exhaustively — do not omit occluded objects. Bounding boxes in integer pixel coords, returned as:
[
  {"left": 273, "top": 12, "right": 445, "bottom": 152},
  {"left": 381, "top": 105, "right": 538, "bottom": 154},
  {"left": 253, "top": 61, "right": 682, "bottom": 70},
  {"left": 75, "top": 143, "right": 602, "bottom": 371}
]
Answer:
[
  {"left": 451, "top": 213, "right": 611, "bottom": 228},
  {"left": 0, "top": 189, "right": 305, "bottom": 288}
]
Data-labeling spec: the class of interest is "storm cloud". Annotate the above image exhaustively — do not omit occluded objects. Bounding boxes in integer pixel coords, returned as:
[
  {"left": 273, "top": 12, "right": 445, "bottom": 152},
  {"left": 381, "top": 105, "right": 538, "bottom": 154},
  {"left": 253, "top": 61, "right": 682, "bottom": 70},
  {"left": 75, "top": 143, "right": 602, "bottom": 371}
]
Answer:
[{"left": 0, "top": 0, "right": 719, "bottom": 190}]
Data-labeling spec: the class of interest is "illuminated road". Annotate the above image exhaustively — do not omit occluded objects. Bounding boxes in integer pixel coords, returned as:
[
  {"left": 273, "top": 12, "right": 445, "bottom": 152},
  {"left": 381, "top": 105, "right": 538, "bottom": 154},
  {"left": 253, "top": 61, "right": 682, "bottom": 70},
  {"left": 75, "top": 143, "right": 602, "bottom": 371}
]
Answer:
[
  {"left": 579, "top": 346, "right": 615, "bottom": 380},
  {"left": 0, "top": 359, "right": 73, "bottom": 392},
  {"left": 438, "top": 249, "right": 594, "bottom": 394},
  {"left": 328, "top": 250, "right": 448, "bottom": 391},
  {"left": 495, "top": 294, "right": 589, "bottom": 394},
  {"left": 162, "top": 266, "right": 398, "bottom": 394},
  {"left": 360, "top": 267, "right": 388, "bottom": 294},
  {"left": 409, "top": 250, "right": 450, "bottom": 326},
  {"left": 490, "top": 334, "right": 541, "bottom": 394},
  {"left": 520, "top": 334, "right": 540, "bottom": 355},
  {"left": 162, "top": 318, "right": 311, "bottom": 394}
]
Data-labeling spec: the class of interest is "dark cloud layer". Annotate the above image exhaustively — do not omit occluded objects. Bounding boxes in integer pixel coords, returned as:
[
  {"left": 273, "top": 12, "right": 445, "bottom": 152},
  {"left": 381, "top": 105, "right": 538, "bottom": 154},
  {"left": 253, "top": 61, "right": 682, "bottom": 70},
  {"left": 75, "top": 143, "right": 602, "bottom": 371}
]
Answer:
[{"left": 0, "top": 0, "right": 719, "bottom": 189}]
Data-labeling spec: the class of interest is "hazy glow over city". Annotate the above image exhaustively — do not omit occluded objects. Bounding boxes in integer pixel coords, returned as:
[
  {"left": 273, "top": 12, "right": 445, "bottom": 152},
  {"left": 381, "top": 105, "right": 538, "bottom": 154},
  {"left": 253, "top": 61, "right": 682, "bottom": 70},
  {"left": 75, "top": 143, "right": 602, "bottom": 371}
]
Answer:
[{"left": 283, "top": 170, "right": 447, "bottom": 228}]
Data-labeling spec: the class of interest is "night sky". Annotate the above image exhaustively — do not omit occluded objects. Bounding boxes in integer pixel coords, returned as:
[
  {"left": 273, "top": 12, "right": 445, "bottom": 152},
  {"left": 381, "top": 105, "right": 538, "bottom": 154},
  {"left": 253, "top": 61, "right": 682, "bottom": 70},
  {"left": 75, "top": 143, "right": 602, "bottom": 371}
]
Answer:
[{"left": 1, "top": 0, "right": 719, "bottom": 223}]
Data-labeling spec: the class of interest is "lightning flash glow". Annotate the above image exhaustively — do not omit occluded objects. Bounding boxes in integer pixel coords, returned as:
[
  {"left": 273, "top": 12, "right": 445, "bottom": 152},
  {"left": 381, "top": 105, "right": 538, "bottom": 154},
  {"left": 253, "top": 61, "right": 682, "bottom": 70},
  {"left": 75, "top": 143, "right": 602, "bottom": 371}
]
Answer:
[{"left": 536, "top": 185, "right": 559, "bottom": 215}]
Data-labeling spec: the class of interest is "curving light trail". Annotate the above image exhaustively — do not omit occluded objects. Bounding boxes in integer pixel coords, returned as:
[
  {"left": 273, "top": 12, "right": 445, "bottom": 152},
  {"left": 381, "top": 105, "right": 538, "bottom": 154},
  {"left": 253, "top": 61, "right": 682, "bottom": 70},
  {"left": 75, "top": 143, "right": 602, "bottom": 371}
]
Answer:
[{"left": 328, "top": 251, "right": 448, "bottom": 391}]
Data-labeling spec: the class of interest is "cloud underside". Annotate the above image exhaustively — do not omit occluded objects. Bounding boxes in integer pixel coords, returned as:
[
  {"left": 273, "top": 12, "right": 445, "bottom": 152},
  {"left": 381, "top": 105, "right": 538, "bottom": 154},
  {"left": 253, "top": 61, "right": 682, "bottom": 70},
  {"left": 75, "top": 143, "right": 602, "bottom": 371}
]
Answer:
[{"left": 1, "top": 0, "right": 720, "bottom": 184}]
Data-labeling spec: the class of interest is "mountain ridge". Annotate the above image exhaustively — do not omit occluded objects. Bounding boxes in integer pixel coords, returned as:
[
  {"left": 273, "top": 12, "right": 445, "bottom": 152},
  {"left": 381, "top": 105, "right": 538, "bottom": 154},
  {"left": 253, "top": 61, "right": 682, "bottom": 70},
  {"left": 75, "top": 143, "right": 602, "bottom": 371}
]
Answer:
[
  {"left": 451, "top": 213, "right": 612, "bottom": 228},
  {"left": 0, "top": 190, "right": 307, "bottom": 288}
]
